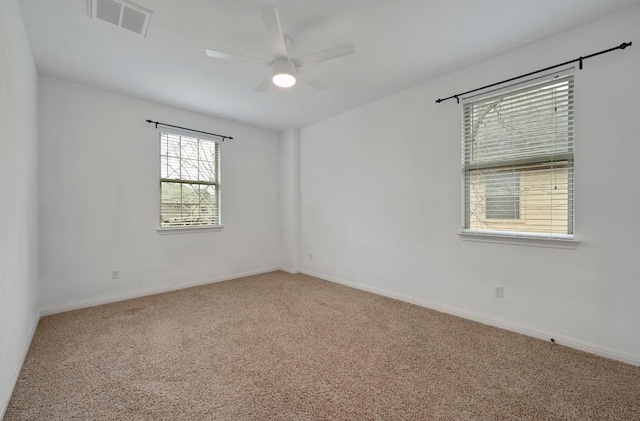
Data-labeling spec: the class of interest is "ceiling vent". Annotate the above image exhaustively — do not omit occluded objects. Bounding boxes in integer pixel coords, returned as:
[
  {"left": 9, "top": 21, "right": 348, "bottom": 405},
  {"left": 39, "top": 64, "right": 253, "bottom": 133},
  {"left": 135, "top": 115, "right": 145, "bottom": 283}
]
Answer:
[{"left": 90, "top": 0, "right": 152, "bottom": 37}]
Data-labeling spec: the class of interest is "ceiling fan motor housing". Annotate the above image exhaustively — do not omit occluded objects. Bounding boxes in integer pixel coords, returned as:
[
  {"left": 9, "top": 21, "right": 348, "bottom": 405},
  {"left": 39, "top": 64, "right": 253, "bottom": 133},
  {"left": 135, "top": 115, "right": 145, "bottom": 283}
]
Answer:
[{"left": 272, "top": 59, "right": 296, "bottom": 76}]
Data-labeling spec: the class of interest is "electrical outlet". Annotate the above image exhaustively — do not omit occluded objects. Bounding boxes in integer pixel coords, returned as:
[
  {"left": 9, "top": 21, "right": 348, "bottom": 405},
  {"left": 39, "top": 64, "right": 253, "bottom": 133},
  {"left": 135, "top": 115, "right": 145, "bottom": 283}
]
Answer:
[
  {"left": 112, "top": 270, "right": 120, "bottom": 280},
  {"left": 308, "top": 253, "right": 313, "bottom": 260},
  {"left": 494, "top": 286, "right": 504, "bottom": 298}
]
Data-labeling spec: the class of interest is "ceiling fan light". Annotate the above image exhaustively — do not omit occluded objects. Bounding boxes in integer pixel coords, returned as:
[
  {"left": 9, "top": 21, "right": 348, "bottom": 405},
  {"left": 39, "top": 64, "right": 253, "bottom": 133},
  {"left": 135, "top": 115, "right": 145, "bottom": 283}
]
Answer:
[{"left": 273, "top": 72, "right": 296, "bottom": 88}]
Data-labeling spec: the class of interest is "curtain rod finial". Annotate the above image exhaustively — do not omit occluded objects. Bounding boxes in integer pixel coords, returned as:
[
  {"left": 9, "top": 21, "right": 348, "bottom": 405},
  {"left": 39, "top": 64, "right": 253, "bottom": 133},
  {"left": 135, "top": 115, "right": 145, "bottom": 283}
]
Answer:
[{"left": 620, "top": 41, "right": 632, "bottom": 49}]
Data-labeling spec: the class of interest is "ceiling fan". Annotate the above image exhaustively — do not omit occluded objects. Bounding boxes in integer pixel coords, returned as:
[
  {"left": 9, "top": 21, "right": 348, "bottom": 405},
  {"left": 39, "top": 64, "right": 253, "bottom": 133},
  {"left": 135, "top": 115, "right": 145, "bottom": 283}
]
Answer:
[{"left": 205, "top": 6, "right": 355, "bottom": 91}]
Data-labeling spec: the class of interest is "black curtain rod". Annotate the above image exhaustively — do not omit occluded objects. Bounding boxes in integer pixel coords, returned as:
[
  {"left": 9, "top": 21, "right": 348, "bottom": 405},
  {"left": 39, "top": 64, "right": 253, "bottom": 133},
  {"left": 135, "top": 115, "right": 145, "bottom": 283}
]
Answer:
[
  {"left": 436, "top": 41, "right": 632, "bottom": 104},
  {"left": 145, "top": 119, "right": 233, "bottom": 141}
]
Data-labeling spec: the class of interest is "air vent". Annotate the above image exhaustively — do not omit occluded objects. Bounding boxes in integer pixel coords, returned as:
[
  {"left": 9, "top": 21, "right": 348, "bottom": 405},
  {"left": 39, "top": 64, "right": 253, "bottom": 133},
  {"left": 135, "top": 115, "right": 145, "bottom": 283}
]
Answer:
[{"left": 90, "top": 0, "right": 152, "bottom": 37}]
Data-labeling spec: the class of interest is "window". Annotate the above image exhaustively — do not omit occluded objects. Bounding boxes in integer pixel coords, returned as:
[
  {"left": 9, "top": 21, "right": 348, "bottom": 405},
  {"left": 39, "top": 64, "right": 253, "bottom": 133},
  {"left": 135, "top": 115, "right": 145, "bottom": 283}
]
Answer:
[
  {"left": 463, "top": 74, "right": 574, "bottom": 239},
  {"left": 159, "top": 131, "right": 221, "bottom": 228},
  {"left": 485, "top": 172, "right": 520, "bottom": 220}
]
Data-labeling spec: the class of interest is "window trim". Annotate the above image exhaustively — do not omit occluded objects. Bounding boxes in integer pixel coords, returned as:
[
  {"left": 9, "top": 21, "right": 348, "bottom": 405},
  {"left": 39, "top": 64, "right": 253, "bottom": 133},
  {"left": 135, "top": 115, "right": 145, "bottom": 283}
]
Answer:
[
  {"left": 460, "top": 69, "right": 575, "bottom": 242},
  {"left": 157, "top": 225, "right": 224, "bottom": 234},
  {"left": 457, "top": 231, "right": 580, "bottom": 249},
  {"left": 157, "top": 129, "right": 223, "bottom": 232}
]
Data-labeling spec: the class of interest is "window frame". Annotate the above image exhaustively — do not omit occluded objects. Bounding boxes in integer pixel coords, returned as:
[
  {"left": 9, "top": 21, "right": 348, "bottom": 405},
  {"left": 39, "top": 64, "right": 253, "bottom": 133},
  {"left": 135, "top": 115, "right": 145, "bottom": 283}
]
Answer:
[
  {"left": 157, "top": 128, "right": 223, "bottom": 233},
  {"left": 460, "top": 70, "right": 577, "bottom": 245}
]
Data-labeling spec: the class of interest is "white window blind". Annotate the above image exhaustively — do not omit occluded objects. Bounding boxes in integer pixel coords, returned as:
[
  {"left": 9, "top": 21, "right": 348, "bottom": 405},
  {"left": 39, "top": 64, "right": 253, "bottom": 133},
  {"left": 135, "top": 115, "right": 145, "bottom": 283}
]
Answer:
[
  {"left": 159, "top": 131, "right": 220, "bottom": 228},
  {"left": 462, "top": 74, "right": 574, "bottom": 239}
]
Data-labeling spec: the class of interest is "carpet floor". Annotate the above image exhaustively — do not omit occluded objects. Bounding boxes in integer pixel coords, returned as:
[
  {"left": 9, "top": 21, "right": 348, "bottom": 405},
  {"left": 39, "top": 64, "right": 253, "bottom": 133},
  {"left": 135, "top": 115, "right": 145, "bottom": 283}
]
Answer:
[{"left": 5, "top": 271, "right": 640, "bottom": 420}]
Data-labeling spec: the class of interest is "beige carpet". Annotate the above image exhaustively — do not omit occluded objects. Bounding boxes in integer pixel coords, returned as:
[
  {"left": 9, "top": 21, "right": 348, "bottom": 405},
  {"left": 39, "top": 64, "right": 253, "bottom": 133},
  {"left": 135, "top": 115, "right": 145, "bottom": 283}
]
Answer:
[{"left": 5, "top": 271, "right": 640, "bottom": 420}]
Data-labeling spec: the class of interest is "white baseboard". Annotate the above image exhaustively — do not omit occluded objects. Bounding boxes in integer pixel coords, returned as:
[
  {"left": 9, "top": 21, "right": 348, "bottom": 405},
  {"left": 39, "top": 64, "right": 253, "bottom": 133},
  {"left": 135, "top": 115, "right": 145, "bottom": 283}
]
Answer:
[
  {"left": 40, "top": 267, "right": 280, "bottom": 316},
  {"left": 279, "top": 267, "right": 299, "bottom": 274},
  {"left": 0, "top": 309, "right": 40, "bottom": 420},
  {"left": 300, "top": 269, "right": 640, "bottom": 367}
]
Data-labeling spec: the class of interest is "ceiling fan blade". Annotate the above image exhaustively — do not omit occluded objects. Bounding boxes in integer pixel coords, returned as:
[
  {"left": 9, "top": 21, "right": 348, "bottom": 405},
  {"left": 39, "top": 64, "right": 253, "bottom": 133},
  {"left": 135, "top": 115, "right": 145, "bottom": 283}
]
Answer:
[
  {"left": 254, "top": 77, "right": 272, "bottom": 92},
  {"left": 298, "top": 73, "right": 329, "bottom": 91},
  {"left": 260, "top": 6, "right": 288, "bottom": 59},
  {"left": 292, "top": 43, "right": 355, "bottom": 68},
  {"left": 205, "top": 49, "right": 270, "bottom": 66}
]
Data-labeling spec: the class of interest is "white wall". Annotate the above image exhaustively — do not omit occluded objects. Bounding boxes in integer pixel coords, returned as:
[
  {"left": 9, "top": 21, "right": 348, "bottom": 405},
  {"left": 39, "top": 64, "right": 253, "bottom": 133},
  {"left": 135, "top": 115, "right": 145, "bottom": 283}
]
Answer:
[
  {"left": 300, "top": 6, "right": 640, "bottom": 364},
  {"left": 38, "top": 76, "right": 281, "bottom": 312},
  {"left": 0, "top": 0, "right": 39, "bottom": 416},
  {"left": 279, "top": 128, "right": 301, "bottom": 273}
]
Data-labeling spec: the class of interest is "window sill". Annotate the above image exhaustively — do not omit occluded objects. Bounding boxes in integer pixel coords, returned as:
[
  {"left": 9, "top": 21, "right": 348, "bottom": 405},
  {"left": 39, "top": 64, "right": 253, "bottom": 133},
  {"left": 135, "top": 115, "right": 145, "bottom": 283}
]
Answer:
[
  {"left": 457, "top": 231, "right": 580, "bottom": 249},
  {"left": 157, "top": 225, "right": 224, "bottom": 235}
]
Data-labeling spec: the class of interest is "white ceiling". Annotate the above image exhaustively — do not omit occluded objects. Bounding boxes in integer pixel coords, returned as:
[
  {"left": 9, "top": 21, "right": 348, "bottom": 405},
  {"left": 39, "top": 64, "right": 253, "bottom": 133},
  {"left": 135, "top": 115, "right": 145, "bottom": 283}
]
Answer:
[{"left": 18, "top": 0, "right": 640, "bottom": 132}]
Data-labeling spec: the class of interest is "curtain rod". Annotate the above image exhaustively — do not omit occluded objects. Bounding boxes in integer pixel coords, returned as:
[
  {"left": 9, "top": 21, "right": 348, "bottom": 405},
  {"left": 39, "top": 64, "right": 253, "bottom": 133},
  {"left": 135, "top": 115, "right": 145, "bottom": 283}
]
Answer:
[
  {"left": 435, "top": 41, "right": 632, "bottom": 104},
  {"left": 146, "top": 120, "right": 233, "bottom": 141}
]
